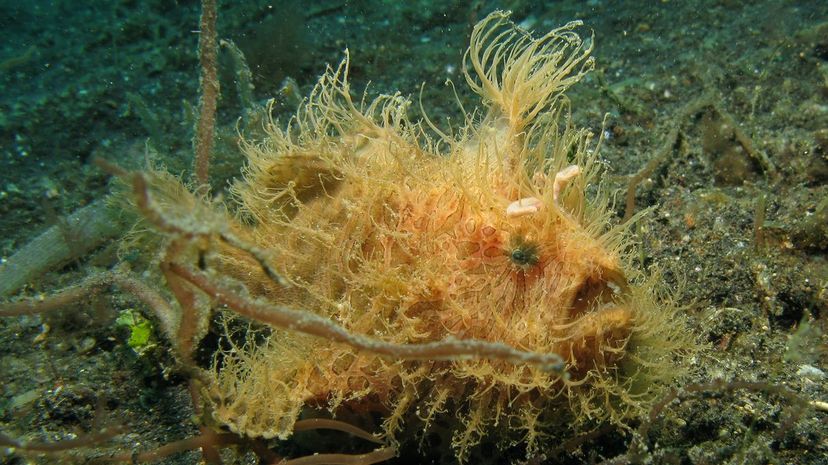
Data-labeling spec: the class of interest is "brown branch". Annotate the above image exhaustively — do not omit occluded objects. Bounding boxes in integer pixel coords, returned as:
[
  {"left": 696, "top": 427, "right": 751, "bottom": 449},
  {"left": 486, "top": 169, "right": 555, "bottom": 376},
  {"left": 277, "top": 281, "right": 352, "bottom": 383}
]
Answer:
[
  {"left": 622, "top": 95, "right": 712, "bottom": 222},
  {"left": 294, "top": 419, "right": 383, "bottom": 444},
  {"left": 193, "top": 0, "right": 219, "bottom": 188},
  {"left": 622, "top": 93, "right": 778, "bottom": 222},
  {"left": 125, "top": 169, "right": 285, "bottom": 286},
  {"left": 107, "top": 430, "right": 242, "bottom": 464},
  {"left": 622, "top": 125, "right": 681, "bottom": 223},
  {"left": 160, "top": 238, "right": 204, "bottom": 363},
  {"left": 169, "top": 263, "right": 567, "bottom": 374},
  {"left": 0, "top": 270, "right": 179, "bottom": 349},
  {"left": 712, "top": 104, "right": 778, "bottom": 179},
  {"left": 276, "top": 447, "right": 397, "bottom": 465},
  {"left": 104, "top": 417, "right": 393, "bottom": 464}
]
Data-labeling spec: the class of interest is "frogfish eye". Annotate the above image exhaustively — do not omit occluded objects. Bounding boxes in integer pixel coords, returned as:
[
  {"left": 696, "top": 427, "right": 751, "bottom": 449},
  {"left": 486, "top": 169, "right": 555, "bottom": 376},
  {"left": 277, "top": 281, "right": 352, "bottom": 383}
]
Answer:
[{"left": 508, "top": 239, "right": 540, "bottom": 267}]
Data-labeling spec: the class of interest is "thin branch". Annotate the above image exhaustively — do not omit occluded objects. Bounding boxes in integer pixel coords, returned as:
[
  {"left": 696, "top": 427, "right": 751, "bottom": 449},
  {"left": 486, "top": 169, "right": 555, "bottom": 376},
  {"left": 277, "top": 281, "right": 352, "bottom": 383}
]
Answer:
[
  {"left": 0, "top": 270, "right": 178, "bottom": 349},
  {"left": 169, "top": 263, "right": 567, "bottom": 374},
  {"left": 277, "top": 447, "right": 397, "bottom": 465},
  {"left": 107, "top": 430, "right": 242, "bottom": 464},
  {"left": 293, "top": 419, "right": 383, "bottom": 444},
  {"left": 193, "top": 0, "right": 219, "bottom": 188}
]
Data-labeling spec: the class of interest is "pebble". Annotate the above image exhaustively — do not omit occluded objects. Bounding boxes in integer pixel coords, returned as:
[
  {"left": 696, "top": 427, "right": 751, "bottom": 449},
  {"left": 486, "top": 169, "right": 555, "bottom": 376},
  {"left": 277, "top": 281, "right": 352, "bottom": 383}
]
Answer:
[{"left": 796, "top": 364, "right": 826, "bottom": 380}]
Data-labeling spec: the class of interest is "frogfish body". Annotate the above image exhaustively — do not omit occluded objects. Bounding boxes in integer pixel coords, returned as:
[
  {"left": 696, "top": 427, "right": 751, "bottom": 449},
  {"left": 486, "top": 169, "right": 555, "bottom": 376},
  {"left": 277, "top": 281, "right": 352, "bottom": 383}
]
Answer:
[{"left": 152, "top": 11, "right": 691, "bottom": 462}]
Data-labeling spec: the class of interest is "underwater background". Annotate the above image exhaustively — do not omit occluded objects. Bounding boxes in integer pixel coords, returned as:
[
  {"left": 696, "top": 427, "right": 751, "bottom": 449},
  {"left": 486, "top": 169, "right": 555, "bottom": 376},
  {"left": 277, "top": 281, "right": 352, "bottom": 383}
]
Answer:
[{"left": 0, "top": 0, "right": 826, "bottom": 464}]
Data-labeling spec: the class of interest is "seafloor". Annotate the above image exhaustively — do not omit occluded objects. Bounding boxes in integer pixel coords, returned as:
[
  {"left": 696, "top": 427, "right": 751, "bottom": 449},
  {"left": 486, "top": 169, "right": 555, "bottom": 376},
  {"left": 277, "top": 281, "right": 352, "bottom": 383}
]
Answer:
[{"left": 0, "top": 0, "right": 826, "bottom": 464}]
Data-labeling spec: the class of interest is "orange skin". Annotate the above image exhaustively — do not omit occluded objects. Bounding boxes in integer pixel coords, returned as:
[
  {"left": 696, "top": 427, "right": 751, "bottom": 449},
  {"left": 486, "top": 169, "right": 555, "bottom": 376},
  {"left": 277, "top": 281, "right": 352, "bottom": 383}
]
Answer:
[{"left": 195, "top": 13, "right": 689, "bottom": 460}]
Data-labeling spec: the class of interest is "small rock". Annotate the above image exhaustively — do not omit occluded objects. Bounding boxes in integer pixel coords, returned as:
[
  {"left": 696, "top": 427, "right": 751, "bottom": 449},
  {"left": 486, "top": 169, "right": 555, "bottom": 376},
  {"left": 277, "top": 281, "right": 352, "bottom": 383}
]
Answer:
[{"left": 796, "top": 364, "right": 826, "bottom": 380}]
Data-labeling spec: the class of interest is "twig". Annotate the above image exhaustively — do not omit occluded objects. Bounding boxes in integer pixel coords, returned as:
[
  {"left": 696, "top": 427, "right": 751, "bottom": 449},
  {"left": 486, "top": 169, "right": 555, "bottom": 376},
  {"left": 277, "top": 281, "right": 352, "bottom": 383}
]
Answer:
[
  {"left": 622, "top": 95, "right": 711, "bottom": 222},
  {"left": 276, "top": 447, "right": 397, "bottom": 465},
  {"left": 294, "top": 418, "right": 383, "bottom": 444},
  {"left": 0, "top": 198, "right": 124, "bottom": 298},
  {"left": 0, "top": 269, "right": 179, "bottom": 350},
  {"left": 193, "top": 0, "right": 219, "bottom": 188},
  {"left": 169, "top": 262, "right": 567, "bottom": 374}
]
